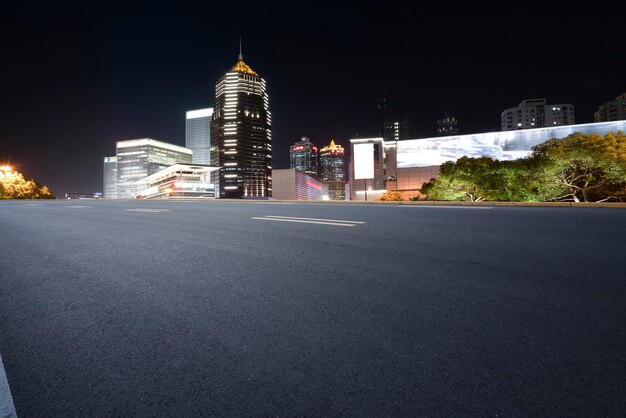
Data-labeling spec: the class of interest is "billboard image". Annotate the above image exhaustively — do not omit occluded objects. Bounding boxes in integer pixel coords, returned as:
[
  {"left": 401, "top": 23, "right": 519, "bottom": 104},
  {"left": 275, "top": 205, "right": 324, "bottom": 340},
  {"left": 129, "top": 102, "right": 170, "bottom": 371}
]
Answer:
[
  {"left": 396, "top": 121, "right": 626, "bottom": 168},
  {"left": 353, "top": 143, "right": 374, "bottom": 179}
]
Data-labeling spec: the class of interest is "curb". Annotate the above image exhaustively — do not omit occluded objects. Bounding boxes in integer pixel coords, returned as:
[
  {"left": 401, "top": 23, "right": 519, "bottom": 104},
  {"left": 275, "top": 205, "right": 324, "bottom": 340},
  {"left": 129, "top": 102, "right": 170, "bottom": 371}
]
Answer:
[{"left": 0, "top": 353, "right": 16, "bottom": 418}]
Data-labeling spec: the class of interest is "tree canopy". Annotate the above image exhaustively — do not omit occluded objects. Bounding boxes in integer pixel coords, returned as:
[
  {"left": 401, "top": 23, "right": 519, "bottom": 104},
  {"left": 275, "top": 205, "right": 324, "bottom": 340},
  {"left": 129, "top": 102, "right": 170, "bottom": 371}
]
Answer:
[
  {"left": 420, "top": 131, "right": 626, "bottom": 203},
  {"left": 0, "top": 169, "right": 55, "bottom": 199}
]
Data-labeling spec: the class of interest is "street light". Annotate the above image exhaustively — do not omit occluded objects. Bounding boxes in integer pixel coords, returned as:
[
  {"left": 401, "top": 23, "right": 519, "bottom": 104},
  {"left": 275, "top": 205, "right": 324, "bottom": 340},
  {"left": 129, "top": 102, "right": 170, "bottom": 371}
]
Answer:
[{"left": 0, "top": 165, "right": 11, "bottom": 172}]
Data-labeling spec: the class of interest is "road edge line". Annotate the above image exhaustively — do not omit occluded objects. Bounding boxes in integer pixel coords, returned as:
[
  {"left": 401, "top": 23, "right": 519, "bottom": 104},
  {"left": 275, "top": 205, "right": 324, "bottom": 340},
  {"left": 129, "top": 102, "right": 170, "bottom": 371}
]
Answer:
[{"left": 0, "top": 353, "right": 17, "bottom": 418}]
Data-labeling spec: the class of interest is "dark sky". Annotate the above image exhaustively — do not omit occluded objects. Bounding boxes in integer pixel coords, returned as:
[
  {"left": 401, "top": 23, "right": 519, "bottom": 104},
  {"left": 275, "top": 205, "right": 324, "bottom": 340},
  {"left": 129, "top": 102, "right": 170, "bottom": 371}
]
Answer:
[{"left": 1, "top": 1, "right": 624, "bottom": 195}]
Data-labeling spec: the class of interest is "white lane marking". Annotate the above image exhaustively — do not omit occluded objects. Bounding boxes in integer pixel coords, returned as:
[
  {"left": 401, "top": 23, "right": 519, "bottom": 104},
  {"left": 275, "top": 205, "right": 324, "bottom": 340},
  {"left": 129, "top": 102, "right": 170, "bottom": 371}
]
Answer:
[
  {"left": 64, "top": 205, "right": 92, "bottom": 208},
  {"left": 125, "top": 208, "right": 172, "bottom": 213},
  {"left": 251, "top": 217, "right": 357, "bottom": 227},
  {"left": 396, "top": 205, "right": 493, "bottom": 210},
  {"left": 21, "top": 203, "right": 41, "bottom": 206},
  {"left": 264, "top": 215, "right": 366, "bottom": 224}
]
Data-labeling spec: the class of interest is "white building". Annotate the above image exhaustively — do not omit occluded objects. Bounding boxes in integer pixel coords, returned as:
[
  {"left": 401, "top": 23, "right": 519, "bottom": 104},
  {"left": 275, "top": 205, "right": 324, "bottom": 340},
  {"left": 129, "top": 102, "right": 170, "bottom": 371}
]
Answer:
[
  {"left": 501, "top": 98, "right": 575, "bottom": 131},
  {"left": 135, "top": 164, "right": 219, "bottom": 199},
  {"left": 594, "top": 93, "right": 626, "bottom": 122},
  {"left": 185, "top": 108, "right": 213, "bottom": 165},
  {"left": 115, "top": 138, "right": 192, "bottom": 198}
]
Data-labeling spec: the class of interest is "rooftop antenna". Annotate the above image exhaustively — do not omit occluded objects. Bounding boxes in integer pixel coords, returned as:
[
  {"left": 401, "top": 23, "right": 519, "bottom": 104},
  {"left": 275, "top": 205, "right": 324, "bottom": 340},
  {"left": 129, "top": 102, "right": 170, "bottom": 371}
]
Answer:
[{"left": 238, "top": 36, "right": 243, "bottom": 61}]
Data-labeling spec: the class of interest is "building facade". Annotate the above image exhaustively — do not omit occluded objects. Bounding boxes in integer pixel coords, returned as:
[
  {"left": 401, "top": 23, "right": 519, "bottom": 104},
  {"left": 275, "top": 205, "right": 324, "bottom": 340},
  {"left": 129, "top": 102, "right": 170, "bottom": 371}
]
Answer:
[
  {"left": 383, "top": 113, "right": 410, "bottom": 142},
  {"left": 135, "top": 164, "right": 219, "bottom": 199},
  {"left": 103, "top": 156, "right": 117, "bottom": 199},
  {"left": 350, "top": 120, "right": 626, "bottom": 200},
  {"left": 349, "top": 138, "right": 388, "bottom": 201},
  {"left": 272, "top": 169, "right": 328, "bottom": 200},
  {"left": 186, "top": 108, "right": 213, "bottom": 165},
  {"left": 319, "top": 140, "right": 346, "bottom": 200},
  {"left": 594, "top": 93, "right": 626, "bottom": 122},
  {"left": 290, "top": 136, "right": 318, "bottom": 177},
  {"left": 211, "top": 52, "right": 272, "bottom": 198},
  {"left": 501, "top": 98, "right": 575, "bottom": 131},
  {"left": 115, "top": 138, "right": 192, "bottom": 198}
]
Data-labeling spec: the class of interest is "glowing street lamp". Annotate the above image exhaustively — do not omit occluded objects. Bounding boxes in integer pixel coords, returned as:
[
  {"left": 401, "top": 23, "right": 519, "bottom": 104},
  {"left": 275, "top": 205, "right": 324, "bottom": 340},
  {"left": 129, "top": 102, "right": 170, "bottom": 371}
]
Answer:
[{"left": 0, "top": 165, "right": 11, "bottom": 172}]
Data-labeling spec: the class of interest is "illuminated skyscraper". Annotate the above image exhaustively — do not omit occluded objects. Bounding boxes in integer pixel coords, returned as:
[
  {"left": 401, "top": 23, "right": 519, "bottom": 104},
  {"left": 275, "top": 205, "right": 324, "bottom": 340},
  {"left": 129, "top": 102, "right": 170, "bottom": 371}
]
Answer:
[
  {"left": 186, "top": 108, "right": 213, "bottom": 165},
  {"left": 320, "top": 140, "right": 345, "bottom": 200},
  {"left": 289, "top": 136, "right": 318, "bottom": 177},
  {"left": 211, "top": 48, "right": 272, "bottom": 198}
]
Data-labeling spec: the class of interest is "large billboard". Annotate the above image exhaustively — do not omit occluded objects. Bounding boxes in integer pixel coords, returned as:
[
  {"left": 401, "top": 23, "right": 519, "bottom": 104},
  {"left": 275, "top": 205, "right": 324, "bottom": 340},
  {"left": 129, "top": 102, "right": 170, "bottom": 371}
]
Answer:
[
  {"left": 354, "top": 143, "right": 374, "bottom": 179},
  {"left": 396, "top": 120, "right": 626, "bottom": 168}
]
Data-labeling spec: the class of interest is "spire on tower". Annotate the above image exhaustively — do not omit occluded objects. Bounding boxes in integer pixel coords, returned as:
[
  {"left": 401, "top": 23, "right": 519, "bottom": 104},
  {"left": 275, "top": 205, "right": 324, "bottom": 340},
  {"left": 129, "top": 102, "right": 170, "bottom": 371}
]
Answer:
[{"left": 238, "top": 36, "right": 243, "bottom": 61}]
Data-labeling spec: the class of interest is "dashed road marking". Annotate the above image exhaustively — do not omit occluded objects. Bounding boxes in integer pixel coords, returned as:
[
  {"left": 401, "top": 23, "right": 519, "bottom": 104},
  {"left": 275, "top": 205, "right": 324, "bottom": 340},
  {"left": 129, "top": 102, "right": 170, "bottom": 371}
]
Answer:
[
  {"left": 265, "top": 215, "right": 366, "bottom": 224},
  {"left": 252, "top": 215, "right": 364, "bottom": 227}
]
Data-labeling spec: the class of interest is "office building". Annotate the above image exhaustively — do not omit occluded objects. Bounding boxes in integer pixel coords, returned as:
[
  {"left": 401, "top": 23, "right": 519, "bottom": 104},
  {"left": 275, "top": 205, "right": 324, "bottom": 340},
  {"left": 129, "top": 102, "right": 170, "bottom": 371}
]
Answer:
[
  {"left": 115, "top": 138, "right": 192, "bottom": 198},
  {"left": 350, "top": 120, "right": 626, "bottom": 200},
  {"left": 211, "top": 49, "right": 272, "bottom": 198},
  {"left": 272, "top": 169, "right": 328, "bottom": 200},
  {"left": 290, "top": 136, "right": 319, "bottom": 177},
  {"left": 594, "top": 93, "right": 626, "bottom": 122},
  {"left": 135, "top": 164, "right": 219, "bottom": 199},
  {"left": 437, "top": 111, "right": 459, "bottom": 136},
  {"left": 501, "top": 98, "right": 575, "bottom": 131},
  {"left": 382, "top": 113, "right": 410, "bottom": 142},
  {"left": 103, "top": 156, "right": 117, "bottom": 199},
  {"left": 186, "top": 108, "right": 213, "bottom": 165},
  {"left": 319, "top": 140, "right": 346, "bottom": 200}
]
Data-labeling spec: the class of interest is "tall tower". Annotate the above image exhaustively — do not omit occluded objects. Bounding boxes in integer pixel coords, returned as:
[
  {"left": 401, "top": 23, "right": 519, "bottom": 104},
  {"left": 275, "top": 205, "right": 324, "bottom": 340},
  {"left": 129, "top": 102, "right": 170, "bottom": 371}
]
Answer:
[
  {"left": 186, "top": 108, "right": 213, "bottom": 165},
  {"left": 211, "top": 46, "right": 272, "bottom": 198},
  {"left": 320, "top": 140, "right": 346, "bottom": 200},
  {"left": 289, "top": 136, "right": 319, "bottom": 177}
]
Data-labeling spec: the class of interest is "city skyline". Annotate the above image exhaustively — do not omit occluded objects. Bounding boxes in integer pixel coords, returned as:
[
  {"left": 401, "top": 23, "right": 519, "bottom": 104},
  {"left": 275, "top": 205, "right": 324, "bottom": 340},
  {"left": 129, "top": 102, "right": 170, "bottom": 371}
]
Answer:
[{"left": 1, "top": 2, "right": 624, "bottom": 195}]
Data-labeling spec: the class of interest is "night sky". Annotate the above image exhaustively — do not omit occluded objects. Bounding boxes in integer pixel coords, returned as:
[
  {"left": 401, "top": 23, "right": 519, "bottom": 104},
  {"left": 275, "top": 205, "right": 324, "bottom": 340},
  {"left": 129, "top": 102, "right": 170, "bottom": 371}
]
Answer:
[{"left": 1, "top": 2, "right": 624, "bottom": 196}]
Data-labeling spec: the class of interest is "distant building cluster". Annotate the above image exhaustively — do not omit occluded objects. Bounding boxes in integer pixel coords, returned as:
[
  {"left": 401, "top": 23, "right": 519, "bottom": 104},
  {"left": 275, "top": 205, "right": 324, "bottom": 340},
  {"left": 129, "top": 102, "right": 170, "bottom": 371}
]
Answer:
[
  {"left": 594, "top": 93, "right": 626, "bottom": 122},
  {"left": 101, "top": 57, "right": 624, "bottom": 202},
  {"left": 501, "top": 98, "right": 575, "bottom": 131}
]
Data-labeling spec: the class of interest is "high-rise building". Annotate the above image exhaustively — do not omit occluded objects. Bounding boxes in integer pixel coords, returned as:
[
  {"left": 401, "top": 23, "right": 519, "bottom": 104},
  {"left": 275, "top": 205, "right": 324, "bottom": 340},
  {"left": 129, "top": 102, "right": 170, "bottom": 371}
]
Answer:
[
  {"left": 289, "top": 136, "right": 318, "bottom": 177},
  {"left": 383, "top": 113, "right": 410, "bottom": 142},
  {"left": 103, "top": 156, "right": 117, "bottom": 198},
  {"left": 211, "top": 49, "right": 272, "bottom": 198},
  {"left": 186, "top": 108, "right": 213, "bottom": 165},
  {"left": 115, "top": 138, "right": 192, "bottom": 198},
  {"left": 437, "top": 111, "right": 459, "bottom": 136},
  {"left": 594, "top": 93, "right": 626, "bottom": 122},
  {"left": 501, "top": 98, "right": 575, "bottom": 131},
  {"left": 320, "top": 140, "right": 346, "bottom": 200}
]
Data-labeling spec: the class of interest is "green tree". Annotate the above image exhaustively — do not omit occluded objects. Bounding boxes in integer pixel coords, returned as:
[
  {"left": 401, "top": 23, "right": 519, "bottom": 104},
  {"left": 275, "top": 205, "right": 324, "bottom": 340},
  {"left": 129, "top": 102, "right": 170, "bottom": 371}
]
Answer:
[
  {"left": 420, "top": 157, "right": 505, "bottom": 202},
  {"left": 531, "top": 131, "right": 626, "bottom": 202}
]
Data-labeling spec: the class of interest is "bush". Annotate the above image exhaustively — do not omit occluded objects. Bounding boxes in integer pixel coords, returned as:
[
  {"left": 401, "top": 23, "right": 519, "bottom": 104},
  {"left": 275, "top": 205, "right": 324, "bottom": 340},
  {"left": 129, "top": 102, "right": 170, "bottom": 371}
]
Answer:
[{"left": 375, "top": 191, "right": 406, "bottom": 201}]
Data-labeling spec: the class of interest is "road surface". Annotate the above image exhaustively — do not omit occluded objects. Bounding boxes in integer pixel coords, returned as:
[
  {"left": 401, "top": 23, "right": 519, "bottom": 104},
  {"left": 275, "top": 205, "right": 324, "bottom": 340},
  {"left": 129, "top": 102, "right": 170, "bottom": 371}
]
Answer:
[{"left": 0, "top": 200, "right": 624, "bottom": 415}]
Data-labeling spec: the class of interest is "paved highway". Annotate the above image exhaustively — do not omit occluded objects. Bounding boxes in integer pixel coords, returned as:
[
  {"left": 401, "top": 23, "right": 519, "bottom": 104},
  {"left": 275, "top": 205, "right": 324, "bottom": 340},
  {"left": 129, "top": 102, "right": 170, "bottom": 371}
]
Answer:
[{"left": 0, "top": 200, "right": 624, "bottom": 416}]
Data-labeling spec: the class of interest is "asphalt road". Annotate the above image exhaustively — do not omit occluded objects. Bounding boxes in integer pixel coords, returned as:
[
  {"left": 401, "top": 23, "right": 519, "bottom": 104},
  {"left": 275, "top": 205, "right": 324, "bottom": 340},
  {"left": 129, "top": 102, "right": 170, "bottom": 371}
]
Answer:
[{"left": 0, "top": 200, "right": 624, "bottom": 416}]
